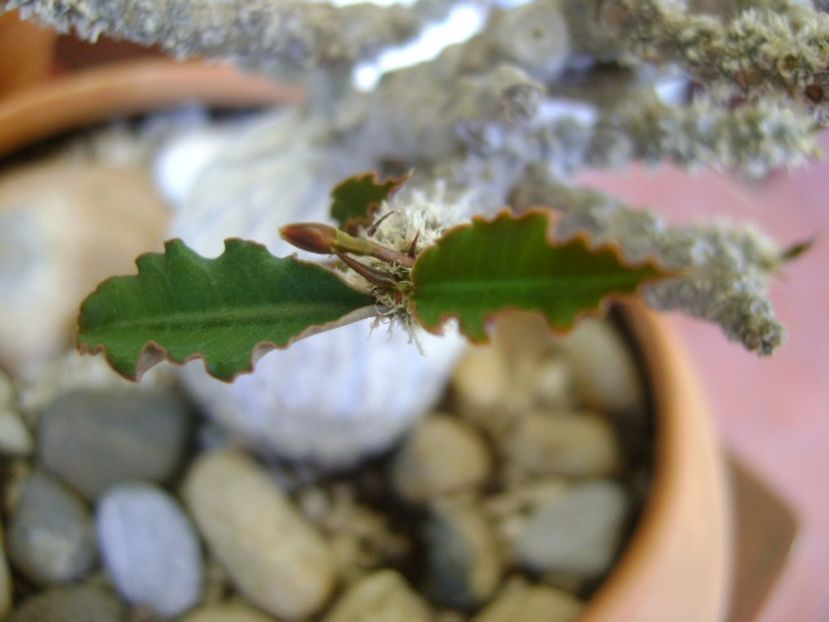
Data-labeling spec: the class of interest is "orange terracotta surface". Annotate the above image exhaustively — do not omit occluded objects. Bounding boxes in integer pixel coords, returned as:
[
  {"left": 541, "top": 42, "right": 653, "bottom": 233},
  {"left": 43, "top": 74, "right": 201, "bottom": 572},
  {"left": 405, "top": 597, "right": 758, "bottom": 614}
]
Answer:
[
  {"left": 585, "top": 304, "right": 730, "bottom": 622},
  {"left": 581, "top": 135, "right": 829, "bottom": 621}
]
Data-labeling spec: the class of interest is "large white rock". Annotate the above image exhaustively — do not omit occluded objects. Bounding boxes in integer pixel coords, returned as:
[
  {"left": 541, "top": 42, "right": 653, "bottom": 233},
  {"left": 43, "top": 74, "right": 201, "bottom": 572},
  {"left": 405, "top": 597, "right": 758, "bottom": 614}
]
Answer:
[{"left": 168, "top": 109, "right": 465, "bottom": 467}]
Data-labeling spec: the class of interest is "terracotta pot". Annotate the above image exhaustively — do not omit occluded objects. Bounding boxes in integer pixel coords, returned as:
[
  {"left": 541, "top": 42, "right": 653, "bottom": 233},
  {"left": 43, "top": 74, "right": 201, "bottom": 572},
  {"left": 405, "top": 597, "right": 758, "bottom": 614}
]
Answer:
[
  {"left": 0, "top": 11, "right": 57, "bottom": 97},
  {"left": 0, "top": 59, "right": 304, "bottom": 158},
  {"left": 584, "top": 302, "right": 731, "bottom": 622},
  {"left": 0, "top": 63, "right": 731, "bottom": 620}
]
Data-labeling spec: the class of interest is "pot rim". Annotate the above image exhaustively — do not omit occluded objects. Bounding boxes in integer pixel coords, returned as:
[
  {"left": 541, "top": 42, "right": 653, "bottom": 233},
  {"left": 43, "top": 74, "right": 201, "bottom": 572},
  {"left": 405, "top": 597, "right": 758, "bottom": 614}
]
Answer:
[
  {"left": 583, "top": 301, "right": 731, "bottom": 621},
  {"left": 0, "top": 59, "right": 303, "bottom": 159}
]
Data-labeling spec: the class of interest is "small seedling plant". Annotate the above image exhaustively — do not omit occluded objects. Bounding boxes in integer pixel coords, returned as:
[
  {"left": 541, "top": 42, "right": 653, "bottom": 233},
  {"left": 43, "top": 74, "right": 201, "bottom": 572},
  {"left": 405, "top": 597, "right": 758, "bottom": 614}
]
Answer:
[{"left": 77, "top": 173, "right": 670, "bottom": 381}]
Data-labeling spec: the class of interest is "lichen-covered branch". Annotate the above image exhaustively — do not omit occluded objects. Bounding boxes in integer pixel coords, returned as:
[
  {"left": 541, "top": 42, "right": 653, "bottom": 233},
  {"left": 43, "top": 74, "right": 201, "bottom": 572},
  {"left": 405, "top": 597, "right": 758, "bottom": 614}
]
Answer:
[
  {"left": 2, "top": 0, "right": 431, "bottom": 75},
  {"left": 566, "top": 0, "right": 829, "bottom": 123},
  {"left": 511, "top": 167, "right": 787, "bottom": 354},
  {"left": 540, "top": 94, "right": 821, "bottom": 177}
]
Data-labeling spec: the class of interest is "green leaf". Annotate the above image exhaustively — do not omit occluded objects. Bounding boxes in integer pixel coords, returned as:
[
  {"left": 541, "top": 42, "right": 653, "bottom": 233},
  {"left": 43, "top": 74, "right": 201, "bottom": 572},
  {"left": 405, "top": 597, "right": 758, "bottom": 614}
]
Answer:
[
  {"left": 330, "top": 172, "right": 409, "bottom": 233},
  {"left": 410, "top": 210, "right": 669, "bottom": 341},
  {"left": 78, "top": 239, "right": 375, "bottom": 381}
]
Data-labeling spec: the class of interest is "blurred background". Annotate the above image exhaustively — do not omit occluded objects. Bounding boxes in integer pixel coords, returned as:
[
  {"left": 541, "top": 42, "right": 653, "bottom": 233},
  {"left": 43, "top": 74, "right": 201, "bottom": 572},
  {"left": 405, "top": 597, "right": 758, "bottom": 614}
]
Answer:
[{"left": 1, "top": 8, "right": 826, "bottom": 621}]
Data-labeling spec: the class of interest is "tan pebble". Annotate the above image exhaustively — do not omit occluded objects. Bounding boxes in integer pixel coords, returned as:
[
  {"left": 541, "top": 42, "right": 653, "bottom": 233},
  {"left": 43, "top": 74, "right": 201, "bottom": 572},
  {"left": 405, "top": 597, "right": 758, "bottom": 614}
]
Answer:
[
  {"left": 0, "top": 164, "right": 168, "bottom": 377},
  {"left": 323, "top": 570, "right": 431, "bottom": 622},
  {"left": 473, "top": 581, "right": 584, "bottom": 622},
  {"left": 502, "top": 411, "right": 621, "bottom": 479},
  {"left": 183, "top": 450, "right": 335, "bottom": 620},
  {"left": 555, "top": 319, "right": 644, "bottom": 414},
  {"left": 452, "top": 346, "right": 510, "bottom": 416},
  {"left": 0, "top": 406, "right": 33, "bottom": 457},
  {"left": 391, "top": 414, "right": 492, "bottom": 503},
  {"left": 180, "top": 602, "right": 279, "bottom": 622}
]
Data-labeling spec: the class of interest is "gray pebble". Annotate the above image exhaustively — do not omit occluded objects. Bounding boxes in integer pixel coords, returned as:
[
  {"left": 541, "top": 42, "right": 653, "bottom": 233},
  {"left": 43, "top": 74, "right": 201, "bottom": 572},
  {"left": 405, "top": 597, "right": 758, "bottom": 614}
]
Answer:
[
  {"left": 424, "top": 502, "right": 501, "bottom": 608},
  {"left": 8, "top": 584, "right": 125, "bottom": 622},
  {"left": 183, "top": 450, "right": 335, "bottom": 620},
  {"left": 38, "top": 388, "right": 191, "bottom": 499},
  {"left": 512, "top": 480, "right": 629, "bottom": 578},
  {"left": 391, "top": 414, "right": 492, "bottom": 503},
  {"left": 473, "top": 581, "right": 584, "bottom": 622},
  {"left": 322, "top": 570, "right": 431, "bottom": 622},
  {"left": 7, "top": 470, "right": 96, "bottom": 585},
  {"left": 97, "top": 483, "right": 203, "bottom": 617}
]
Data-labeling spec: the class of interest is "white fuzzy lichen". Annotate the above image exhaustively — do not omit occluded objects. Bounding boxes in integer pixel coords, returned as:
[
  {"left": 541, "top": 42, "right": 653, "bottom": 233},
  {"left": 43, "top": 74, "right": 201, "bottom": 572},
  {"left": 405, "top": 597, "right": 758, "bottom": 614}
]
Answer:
[
  {"left": 2, "top": 0, "right": 439, "bottom": 77},
  {"left": 569, "top": 0, "right": 829, "bottom": 123}
]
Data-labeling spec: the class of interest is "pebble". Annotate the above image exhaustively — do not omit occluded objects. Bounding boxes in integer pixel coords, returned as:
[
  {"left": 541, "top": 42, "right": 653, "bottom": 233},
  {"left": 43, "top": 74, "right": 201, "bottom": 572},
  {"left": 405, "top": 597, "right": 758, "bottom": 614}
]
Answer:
[
  {"left": 97, "top": 483, "right": 203, "bottom": 617},
  {"left": 391, "top": 414, "right": 492, "bottom": 503},
  {"left": 424, "top": 501, "right": 501, "bottom": 608},
  {"left": 0, "top": 371, "right": 14, "bottom": 404},
  {"left": 451, "top": 345, "right": 510, "bottom": 417},
  {"left": 322, "top": 570, "right": 431, "bottom": 622},
  {"left": 502, "top": 411, "right": 621, "bottom": 480},
  {"left": 183, "top": 450, "right": 335, "bottom": 620},
  {"left": 0, "top": 163, "right": 169, "bottom": 378},
  {"left": 6, "top": 470, "right": 96, "bottom": 585},
  {"left": 180, "top": 602, "right": 278, "bottom": 622},
  {"left": 0, "top": 406, "right": 33, "bottom": 457},
  {"left": 8, "top": 584, "right": 126, "bottom": 622},
  {"left": 473, "top": 581, "right": 584, "bottom": 622},
  {"left": 555, "top": 319, "right": 645, "bottom": 414},
  {"left": 1, "top": 519, "right": 11, "bottom": 618},
  {"left": 38, "top": 388, "right": 191, "bottom": 499},
  {"left": 512, "top": 480, "right": 629, "bottom": 578}
]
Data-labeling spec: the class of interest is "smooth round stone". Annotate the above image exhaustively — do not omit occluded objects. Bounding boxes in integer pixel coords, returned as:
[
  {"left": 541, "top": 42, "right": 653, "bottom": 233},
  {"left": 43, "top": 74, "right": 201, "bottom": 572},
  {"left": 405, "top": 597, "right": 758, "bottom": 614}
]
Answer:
[
  {"left": 473, "top": 582, "right": 584, "bottom": 622},
  {"left": 0, "top": 406, "right": 33, "bottom": 457},
  {"left": 391, "top": 414, "right": 492, "bottom": 503},
  {"left": 502, "top": 411, "right": 621, "bottom": 479},
  {"left": 322, "top": 570, "right": 431, "bottom": 622},
  {"left": 424, "top": 502, "right": 501, "bottom": 608},
  {"left": 1, "top": 519, "right": 12, "bottom": 618},
  {"left": 38, "top": 388, "right": 191, "bottom": 499},
  {"left": 97, "top": 483, "right": 203, "bottom": 617},
  {"left": 0, "top": 163, "right": 168, "bottom": 378},
  {"left": 555, "top": 319, "right": 645, "bottom": 415},
  {"left": 183, "top": 450, "right": 335, "bottom": 620},
  {"left": 7, "top": 470, "right": 96, "bottom": 585},
  {"left": 180, "top": 602, "right": 279, "bottom": 622},
  {"left": 451, "top": 346, "right": 510, "bottom": 417},
  {"left": 8, "top": 585, "right": 125, "bottom": 622},
  {"left": 512, "top": 480, "right": 629, "bottom": 578}
]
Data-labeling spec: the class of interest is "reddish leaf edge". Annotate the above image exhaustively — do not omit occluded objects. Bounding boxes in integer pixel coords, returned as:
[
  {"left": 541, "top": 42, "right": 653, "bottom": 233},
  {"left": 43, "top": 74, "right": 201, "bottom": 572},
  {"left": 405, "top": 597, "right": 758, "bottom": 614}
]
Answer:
[
  {"left": 408, "top": 207, "right": 678, "bottom": 344},
  {"left": 332, "top": 170, "right": 412, "bottom": 233},
  {"left": 75, "top": 238, "right": 379, "bottom": 383}
]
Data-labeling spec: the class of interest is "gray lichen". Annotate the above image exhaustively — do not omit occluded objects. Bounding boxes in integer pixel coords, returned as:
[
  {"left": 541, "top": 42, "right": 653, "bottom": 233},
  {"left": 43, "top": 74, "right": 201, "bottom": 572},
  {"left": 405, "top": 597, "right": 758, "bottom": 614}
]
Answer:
[
  {"left": 2, "top": 0, "right": 431, "bottom": 76},
  {"left": 570, "top": 0, "right": 829, "bottom": 123}
]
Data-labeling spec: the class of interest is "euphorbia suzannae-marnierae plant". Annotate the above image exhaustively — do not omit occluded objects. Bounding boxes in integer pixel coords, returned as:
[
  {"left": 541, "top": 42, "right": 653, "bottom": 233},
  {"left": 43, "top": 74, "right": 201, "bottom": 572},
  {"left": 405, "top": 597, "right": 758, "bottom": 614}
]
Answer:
[{"left": 3, "top": 0, "right": 823, "bottom": 377}]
